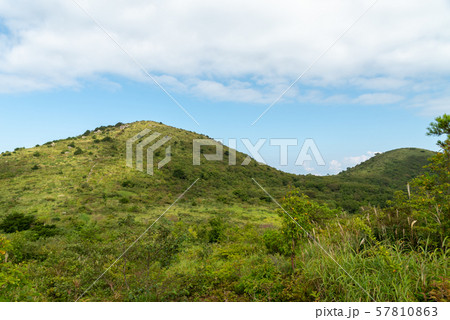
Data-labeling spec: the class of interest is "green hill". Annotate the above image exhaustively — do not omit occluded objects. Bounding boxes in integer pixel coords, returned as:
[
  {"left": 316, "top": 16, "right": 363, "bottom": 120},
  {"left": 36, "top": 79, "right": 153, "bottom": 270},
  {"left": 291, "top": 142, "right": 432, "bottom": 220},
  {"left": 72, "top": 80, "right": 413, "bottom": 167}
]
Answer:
[
  {"left": 340, "top": 148, "right": 434, "bottom": 184},
  {"left": 294, "top": 148, "right": 435, "bottom": 212},
  {"left": 0, "top": 121, "right": 433, "bottom": 215},
  {"left": 0, "top": 120, "right": 441, "bottom": 302}
]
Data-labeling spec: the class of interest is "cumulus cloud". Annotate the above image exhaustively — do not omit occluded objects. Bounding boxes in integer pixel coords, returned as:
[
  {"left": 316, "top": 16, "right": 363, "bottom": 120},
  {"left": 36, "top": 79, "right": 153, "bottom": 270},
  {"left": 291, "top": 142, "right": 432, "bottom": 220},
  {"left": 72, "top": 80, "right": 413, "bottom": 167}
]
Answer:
[
  {"left": 329, "top": 151, "right": 380, "bottom": 174},
  {"left": 344, "top": 151, "right": 379, "bottom": 166},
  {"left": 0, "top": 0, "right": 449, "bottom": 111},
  {"left": 328, "top": 159, "right": 342, "bottom": 173}
]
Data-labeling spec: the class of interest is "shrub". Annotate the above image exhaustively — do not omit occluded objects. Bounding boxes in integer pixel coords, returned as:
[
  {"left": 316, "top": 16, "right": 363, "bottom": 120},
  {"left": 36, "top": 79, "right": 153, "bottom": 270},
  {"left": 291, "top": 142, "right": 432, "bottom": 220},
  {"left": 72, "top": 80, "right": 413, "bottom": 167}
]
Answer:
[
  {"left": 119, "top": 197, "right": 130, "bottom": 204},
  {"left": 121, "top": 180, "right": 135, "bottom": 188},
  {"left": 233, "top": 189, "right": 249, "bottom": 201},
  {"left": 0, "top": 213, "right": 36, "bottom": 233},
  {"left": 68, "top": 142, "right": 76, "bottom": 148},
  {"left": 236, "top": 255, "right": 283, "bottom": 301},
  {"left": 263, "top": 229, "right": 288, "bottom": 255},
  {"left": 33, "top": 151, "right": 41, "bottom": 157},
  {"left": 31, "top": 164, "right": 40, "bottom": 171},
  {"left": 102, "top": 136, "right": 113, "bottom": 142},
  {"left": 208, "top": 217, "right": 225, "bottom": 243},
  {"left": 424, "top": 277, "right": 450, "bottom": 302},
  {"left": 74, "top": 147, "right": 83, "bottom": 155},
  {"left": 173, "top": 168, "right": 187, "bottom": 179},
  {"left": 30, "top": 222, "right": 59, "bottom": 239},
  {"left": 278, "top": 190, "right": 336, "bottom": 270}
]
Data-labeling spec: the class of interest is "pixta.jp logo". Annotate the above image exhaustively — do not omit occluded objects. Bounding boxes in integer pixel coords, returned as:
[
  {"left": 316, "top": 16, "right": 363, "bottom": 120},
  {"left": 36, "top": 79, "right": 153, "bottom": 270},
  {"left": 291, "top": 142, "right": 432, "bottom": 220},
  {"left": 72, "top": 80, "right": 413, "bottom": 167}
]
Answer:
[
  {"left": 193, "top": 138, "right": 325, "bottom": 167},
  {"left": 126, "top": 129, "right": 171, "bottom": 175}
]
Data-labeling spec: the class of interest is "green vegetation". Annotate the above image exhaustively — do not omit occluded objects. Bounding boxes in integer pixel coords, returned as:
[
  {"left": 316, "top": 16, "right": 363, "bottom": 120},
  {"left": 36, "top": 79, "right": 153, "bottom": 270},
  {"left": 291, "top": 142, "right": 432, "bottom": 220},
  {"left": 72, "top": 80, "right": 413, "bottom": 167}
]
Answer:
[
  {"left": 0, "top": 116, "right": 447, "bottom": 301},
  {"left": 0, "top": 213, "right": 36, "bottom": 233}
]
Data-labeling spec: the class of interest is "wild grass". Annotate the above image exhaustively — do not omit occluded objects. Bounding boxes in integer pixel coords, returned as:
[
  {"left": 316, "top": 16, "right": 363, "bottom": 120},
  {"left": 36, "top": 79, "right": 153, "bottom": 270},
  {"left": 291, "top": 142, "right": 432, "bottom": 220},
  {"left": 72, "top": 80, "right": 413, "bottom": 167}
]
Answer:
[{"left": 0, "top": 121, "right": 446, "bottom": 301}]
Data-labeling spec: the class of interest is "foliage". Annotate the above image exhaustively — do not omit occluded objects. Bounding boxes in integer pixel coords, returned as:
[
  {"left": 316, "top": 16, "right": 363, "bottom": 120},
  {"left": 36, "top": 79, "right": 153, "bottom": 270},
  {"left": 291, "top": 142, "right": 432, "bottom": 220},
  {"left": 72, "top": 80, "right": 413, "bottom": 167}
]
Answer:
[
  {"left": 427, "top": 113, "right": 450, "bottom": 148},
  {"left": 172, "top": 168, "right": 187, "bottom": 179},
  {"left": 263, "top": 229, "right": 289, "bottom": 255},
  {"left": 74, "top": 147, "right": 83, "bottom": 155},
  {"left": 207, "top": 217, "right": 225, "bottom": 243},
  {"left": 278, "top": 190, "right": 336, "bottom": 270},
  {"left": 0, "top": 118, "right": 447, "bottom": 301},
  {"left": 0, "top": 213, "right": 36, "bottom": 233},
  {"left": 366, "top": 114, "right": 449, "bottom": 249},
  {"left": 29, "top": 222, "right": 59, "bottom": 239}
]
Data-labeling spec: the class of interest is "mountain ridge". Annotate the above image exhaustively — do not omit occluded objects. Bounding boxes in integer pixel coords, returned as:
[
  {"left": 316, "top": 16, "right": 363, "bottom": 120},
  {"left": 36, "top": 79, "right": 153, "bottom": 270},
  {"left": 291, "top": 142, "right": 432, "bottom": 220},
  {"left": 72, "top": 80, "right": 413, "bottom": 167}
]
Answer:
[{"left": 0, "top": 121, "right": 434, "bottom": 213}]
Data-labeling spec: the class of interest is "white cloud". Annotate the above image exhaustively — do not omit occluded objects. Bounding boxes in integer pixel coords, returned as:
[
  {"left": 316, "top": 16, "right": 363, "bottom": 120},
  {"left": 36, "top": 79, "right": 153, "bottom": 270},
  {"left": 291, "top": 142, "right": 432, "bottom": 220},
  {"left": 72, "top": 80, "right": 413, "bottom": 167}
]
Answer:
[
  {"left": 328, "top": 159, "right": 342, "bottom": 173},
  {"left": 328, "top": 151, "right": 380, "bottom": 174},
  {"left": 409, "top": 94, "right": 450, "bottom": 116},
  {"left": 344, "top": 151, "right": 378, "bottom": 167},
  {"left": 191, "top": 80, "right": 267, "bottom": 103},
  {"left": 0, "top": 0, "right": 449, "bottom": 111},
  {"left": 353, "top": 93, "right": 404, "bottom": 105}
]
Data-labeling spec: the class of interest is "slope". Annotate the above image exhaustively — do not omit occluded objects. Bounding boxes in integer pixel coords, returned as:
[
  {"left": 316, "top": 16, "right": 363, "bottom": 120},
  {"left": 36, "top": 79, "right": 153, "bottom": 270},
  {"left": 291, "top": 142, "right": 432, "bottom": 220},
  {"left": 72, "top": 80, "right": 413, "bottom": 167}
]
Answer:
[{"left": 0, "top": 121, "right": 434, "bottom": 215}]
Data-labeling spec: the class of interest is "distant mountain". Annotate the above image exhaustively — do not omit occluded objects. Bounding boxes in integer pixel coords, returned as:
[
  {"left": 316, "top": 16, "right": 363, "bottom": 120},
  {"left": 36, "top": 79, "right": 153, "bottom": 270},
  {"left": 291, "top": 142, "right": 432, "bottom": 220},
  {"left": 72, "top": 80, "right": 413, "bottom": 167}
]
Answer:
[
  {"left": 294, "top": 148, "right": 435, "bottom": 212},
  {"left": 340, "top": 148, "right": 434, "bottom": 185},
  {"left": 0, "top": 121, "right": 434, "bottom": 214}
]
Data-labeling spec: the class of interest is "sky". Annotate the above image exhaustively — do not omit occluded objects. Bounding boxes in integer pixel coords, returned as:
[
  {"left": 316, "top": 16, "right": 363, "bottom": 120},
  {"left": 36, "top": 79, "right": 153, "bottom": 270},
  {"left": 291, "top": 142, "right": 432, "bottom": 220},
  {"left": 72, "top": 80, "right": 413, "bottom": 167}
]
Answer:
[{"left": 0, "top": 0, "right": 449, "bottom": 175}]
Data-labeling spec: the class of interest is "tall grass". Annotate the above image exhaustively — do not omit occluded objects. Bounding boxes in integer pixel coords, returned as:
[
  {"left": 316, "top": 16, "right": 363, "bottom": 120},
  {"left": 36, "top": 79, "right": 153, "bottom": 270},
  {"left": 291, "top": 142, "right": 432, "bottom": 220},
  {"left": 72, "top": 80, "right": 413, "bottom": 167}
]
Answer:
[{"left": 298, "top": 219, "right": 448, "bottom": 301}]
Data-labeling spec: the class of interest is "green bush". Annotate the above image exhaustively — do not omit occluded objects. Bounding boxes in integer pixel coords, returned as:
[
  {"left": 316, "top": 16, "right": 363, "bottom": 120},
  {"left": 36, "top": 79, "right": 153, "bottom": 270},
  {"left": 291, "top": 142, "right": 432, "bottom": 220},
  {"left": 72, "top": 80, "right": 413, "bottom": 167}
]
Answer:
[
  {"left": 121, "top": 180, "right": 135, "bottom": 188},
  {"left": 233, "top": 189, "right": 249, "bottom": 201},
  {"left": 173, "top": 168, "right": 187, "bottom": 179},
  {"left": 208, "top": 217, "right": 225, "bottom": 243},
  {"left": 263, "top": 229, "right": 288, "bottom": 255},
  {"left": 119, "top": 197, "right": 130, "bottom": 204},
  {"left": 102, "top": 136, "right": 113, "bottom": 142},
  {"left": 30, "top": 222, "right": 59, "bottom": 239},
  {"left": 0, "top": 213, "right": 36, "bottom": 233}
]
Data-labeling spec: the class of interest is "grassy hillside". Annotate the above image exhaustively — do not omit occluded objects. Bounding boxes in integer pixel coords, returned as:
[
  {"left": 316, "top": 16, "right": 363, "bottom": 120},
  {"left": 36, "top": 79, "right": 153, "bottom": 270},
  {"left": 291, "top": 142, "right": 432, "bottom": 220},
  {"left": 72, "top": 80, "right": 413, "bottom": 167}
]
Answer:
[
  {"left": 0, "top": 121, "right": 289, "bottom": 218},
  {"left": 0, "top": 121, "right": 433, "bottom": 214},
  {"left": 1, "top": 120, "right": 444, "bottom": 302},
  {"left": 340, "top": 148, "right": 434, "bottom": 184}
]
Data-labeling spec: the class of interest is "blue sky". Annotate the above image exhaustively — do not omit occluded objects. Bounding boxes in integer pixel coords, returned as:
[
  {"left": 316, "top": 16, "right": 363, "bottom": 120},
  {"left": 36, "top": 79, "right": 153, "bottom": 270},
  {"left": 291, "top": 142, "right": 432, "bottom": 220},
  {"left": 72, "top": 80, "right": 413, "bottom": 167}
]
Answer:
[{"left": 0, "top": 0, "right": 449, "bottom": 175}]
